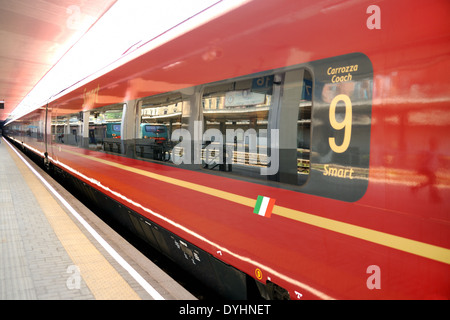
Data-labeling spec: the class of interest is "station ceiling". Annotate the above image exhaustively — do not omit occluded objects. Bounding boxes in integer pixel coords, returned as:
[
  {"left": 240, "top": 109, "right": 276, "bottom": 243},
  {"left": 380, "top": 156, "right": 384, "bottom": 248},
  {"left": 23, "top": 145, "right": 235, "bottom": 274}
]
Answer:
[{"left": 0, "top": 0, "right": 117, "bottom": 123}]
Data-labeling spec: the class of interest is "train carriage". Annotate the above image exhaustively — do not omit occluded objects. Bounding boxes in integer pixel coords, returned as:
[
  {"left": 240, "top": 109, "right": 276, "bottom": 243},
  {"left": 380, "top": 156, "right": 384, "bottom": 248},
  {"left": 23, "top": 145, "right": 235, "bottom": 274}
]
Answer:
[{"left": 3, "top": 0, "right": 450, "bottom": 299}]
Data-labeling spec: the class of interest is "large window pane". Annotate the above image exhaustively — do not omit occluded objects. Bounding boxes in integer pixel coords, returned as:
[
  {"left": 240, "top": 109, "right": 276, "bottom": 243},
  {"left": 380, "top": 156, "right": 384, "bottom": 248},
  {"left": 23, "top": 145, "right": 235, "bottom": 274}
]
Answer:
[
  {"left": 202, "top": 76, "right": 273, "bottom": 179},
  {"left": 138, "top": 93, "right": 184, "bottom": 161}
]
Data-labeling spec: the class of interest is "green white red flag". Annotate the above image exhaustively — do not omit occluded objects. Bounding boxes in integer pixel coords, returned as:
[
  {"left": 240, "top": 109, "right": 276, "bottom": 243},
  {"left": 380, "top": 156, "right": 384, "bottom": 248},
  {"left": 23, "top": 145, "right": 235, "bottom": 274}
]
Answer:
[{"left": 253, "top": 195, "right": 276, "bottom": 218}]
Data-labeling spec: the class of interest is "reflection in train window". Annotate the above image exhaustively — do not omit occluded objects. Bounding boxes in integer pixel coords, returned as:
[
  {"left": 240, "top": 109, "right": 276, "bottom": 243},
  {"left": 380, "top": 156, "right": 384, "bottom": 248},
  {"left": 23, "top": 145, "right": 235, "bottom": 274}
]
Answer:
[
  {"left": 88, "top": 105, "right": 123, "bottom": 153},
  {"left": 138, "top": 93, "right": 185, "bottom": 161},
  {"left": 297, "top": 70, "right": 312, "bottom": 185},
  {"left": 202, "top": 76, "right": 273, "bottom": 179}
]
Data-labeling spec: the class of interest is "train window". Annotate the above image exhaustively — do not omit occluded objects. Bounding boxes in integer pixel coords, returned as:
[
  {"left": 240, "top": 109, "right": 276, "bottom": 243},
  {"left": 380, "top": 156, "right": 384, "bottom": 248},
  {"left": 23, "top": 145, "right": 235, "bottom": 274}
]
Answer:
[
  {"left": 51, "top": 113, "right": 83, "bottom": 146},
  {"left": 55, "top": 104, "right": 123, "bottom": 153},
  {"left": 137, "top": 93, "right": 185, "bottom": 161},
  {"left": 93, "top": 105, "right": 124, "bottom": 153},
  {"left": 52, "top": 115, "right": 68, "bottom": 144},
  {"left": 201, "top": 76, "right": 273, "bottom": 179}
]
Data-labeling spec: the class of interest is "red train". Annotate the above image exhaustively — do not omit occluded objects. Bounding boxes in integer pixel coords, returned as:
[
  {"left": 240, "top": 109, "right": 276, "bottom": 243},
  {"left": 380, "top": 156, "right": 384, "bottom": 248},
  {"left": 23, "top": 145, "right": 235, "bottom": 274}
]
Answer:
[{"left": 3, "top": 0, "right": 449, "bottom": 299}]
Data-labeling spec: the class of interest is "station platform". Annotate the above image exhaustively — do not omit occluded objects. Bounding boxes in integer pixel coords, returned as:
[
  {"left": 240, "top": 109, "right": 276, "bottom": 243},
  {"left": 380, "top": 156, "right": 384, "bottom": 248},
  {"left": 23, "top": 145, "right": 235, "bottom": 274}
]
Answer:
[{"left": 0, "top": 137, "right": 196, "bottom": 300}]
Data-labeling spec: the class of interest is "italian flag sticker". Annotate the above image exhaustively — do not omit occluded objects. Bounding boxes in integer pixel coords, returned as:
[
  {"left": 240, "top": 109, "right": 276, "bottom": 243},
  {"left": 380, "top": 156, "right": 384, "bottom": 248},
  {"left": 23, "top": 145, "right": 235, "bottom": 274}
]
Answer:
[{"left": 253, "top": 195, "right": 276, "bottom": 218}]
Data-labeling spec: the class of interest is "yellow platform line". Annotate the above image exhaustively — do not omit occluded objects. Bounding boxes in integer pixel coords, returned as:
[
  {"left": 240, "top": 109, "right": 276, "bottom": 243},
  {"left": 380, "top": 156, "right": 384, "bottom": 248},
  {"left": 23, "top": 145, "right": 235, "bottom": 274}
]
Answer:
[{"left": 6, "top": 145, "right": 141, "bottom": 300}]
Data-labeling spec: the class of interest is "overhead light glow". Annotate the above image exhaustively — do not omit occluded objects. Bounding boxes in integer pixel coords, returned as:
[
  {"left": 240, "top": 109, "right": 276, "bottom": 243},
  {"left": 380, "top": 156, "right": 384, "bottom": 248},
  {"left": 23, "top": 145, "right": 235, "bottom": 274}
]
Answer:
[{"left": 6, "top": 0, "right": 251, "bottom": 125}]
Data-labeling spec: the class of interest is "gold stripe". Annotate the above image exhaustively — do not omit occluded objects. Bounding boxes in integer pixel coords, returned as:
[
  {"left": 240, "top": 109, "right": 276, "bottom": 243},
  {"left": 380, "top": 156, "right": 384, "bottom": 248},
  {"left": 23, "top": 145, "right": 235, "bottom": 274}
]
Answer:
[
  {"left": 274, "top": 206, "right": 450, "bottom": 265},
  {"left": 61, "top": 148, "right": 450, "bottom": 265},
  {"left": 6, "top": 145, "right": 141, "bottom": 300}
]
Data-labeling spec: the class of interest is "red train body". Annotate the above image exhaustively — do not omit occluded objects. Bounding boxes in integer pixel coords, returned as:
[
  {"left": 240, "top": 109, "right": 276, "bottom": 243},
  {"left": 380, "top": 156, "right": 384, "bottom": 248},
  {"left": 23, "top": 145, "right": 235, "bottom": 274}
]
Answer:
[{"left": 4, "top": 0, "right": 450, "bottom": 299}]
